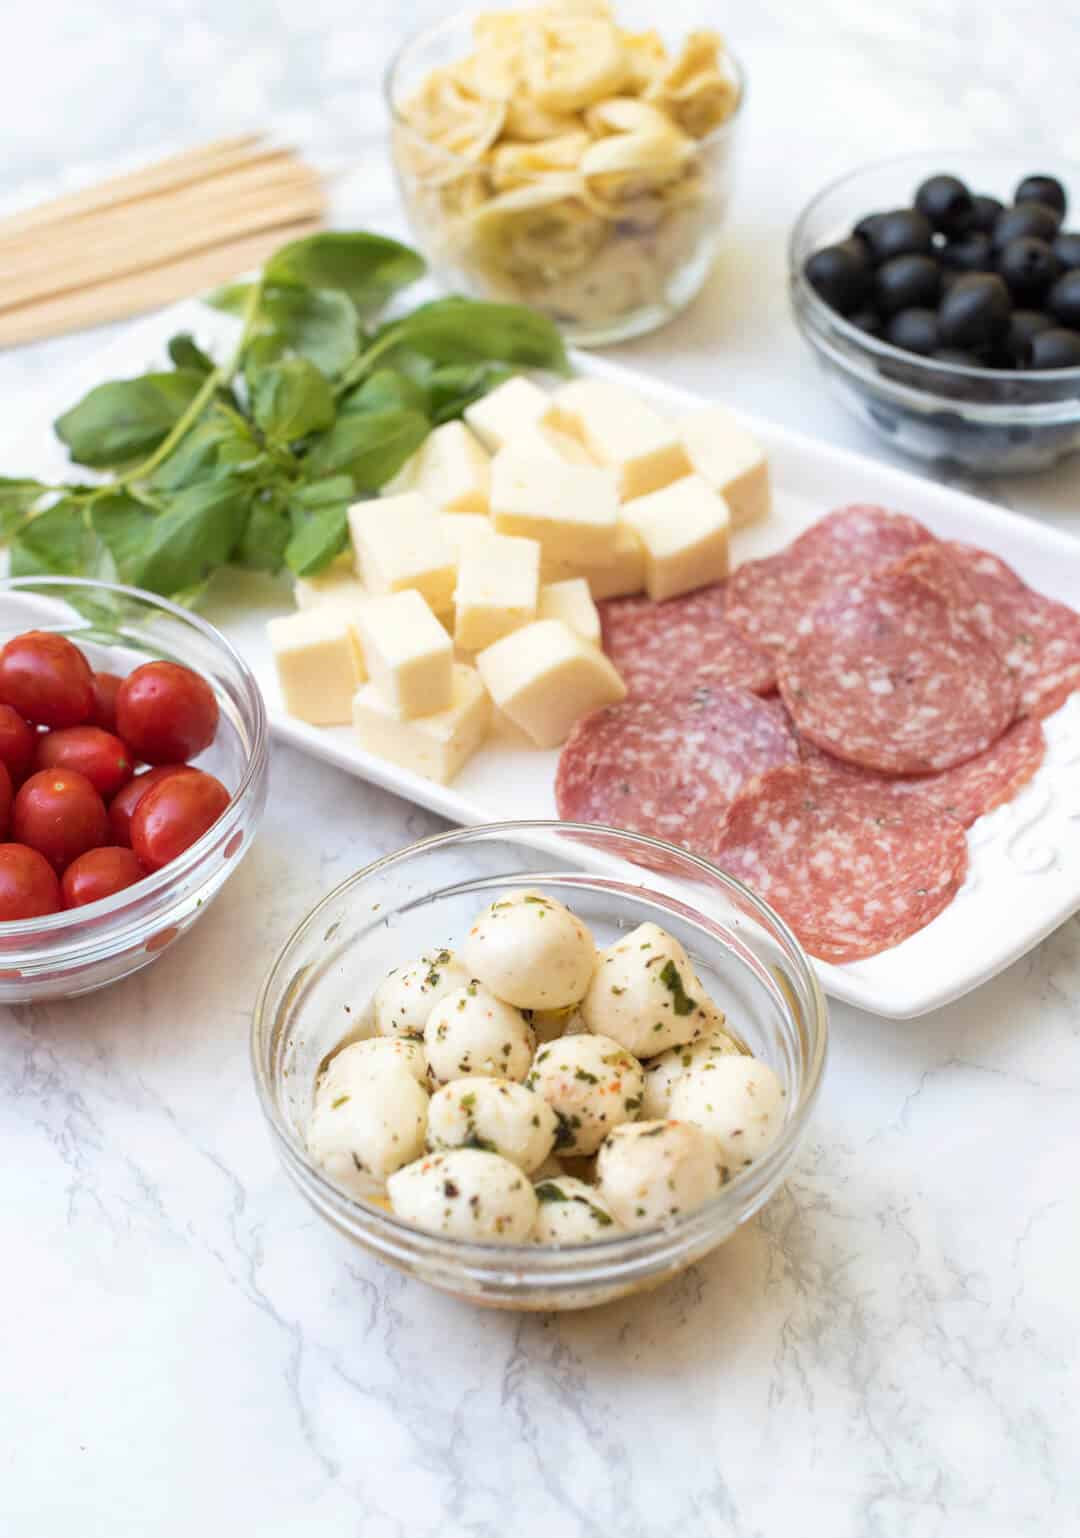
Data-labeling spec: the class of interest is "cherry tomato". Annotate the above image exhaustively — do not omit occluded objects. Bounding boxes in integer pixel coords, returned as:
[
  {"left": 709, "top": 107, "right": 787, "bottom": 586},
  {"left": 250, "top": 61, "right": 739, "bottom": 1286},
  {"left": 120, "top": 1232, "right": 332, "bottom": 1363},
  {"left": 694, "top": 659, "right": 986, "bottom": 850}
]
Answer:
[
  {"left": 61, "top": 846, "right": 145, "bottom": 909},
  {"left": 130, "top": 768, "right": 230, "bottom": 871},
  {"left": 0, "top": 631, "right": 94, "bottom": 727},
  {"left": 108, "top": 765, "right": 188, "bottom": 846},
  {"left": 91, "top": 671, "right": 123, "bottom": 733},
  {"left": 115, "top": 661, "right": 219, "bottom": 764},
  {"left": 0, "top": 843, "right": 62, "bottom": 919},
  {"left": 0, "top": 705, "right": 36, "bottom": 785},
  {"left": 0, "top": 761, "right": 12, "bottom": 839},
  {"left": 13, "top": 768, "right": 109, "bottom": 872},
  {"left": 36, "top": 726, "right": 134, "bottom": 800}
]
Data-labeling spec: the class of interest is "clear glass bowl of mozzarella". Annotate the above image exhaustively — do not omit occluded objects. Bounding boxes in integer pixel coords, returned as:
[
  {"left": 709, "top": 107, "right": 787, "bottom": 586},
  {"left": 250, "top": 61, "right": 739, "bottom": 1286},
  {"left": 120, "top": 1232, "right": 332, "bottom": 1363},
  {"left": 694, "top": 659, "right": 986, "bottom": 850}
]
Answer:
[
  {"left": 251, "top": 821, "right": 827, "bottom": 1311},
  {"left": 385, "top": 1, "right": 744, "bottom": 346}
]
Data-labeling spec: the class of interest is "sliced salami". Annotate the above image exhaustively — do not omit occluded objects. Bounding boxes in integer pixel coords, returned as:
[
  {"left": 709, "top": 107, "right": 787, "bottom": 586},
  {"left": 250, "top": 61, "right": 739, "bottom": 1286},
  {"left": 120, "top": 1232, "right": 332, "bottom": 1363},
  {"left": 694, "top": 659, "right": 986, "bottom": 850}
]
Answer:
[
  {"left": 726, "top": 504, "right": 934, "bottom": 652},
  {"left": 599, "top": 583, "right": 776, "bottom": 699},
  {"left": 777, "top": 567, "right": 1019, "bottom": 773},
  {"left": 707, "top": 763, "right": 969, "bottom": 964}
]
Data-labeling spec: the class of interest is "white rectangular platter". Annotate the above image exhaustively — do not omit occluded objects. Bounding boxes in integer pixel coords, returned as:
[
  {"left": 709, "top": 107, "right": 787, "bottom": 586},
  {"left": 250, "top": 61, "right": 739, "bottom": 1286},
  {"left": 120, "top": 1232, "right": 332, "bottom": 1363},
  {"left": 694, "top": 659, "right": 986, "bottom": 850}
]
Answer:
[{"left": 5, "top": 296, "right": 1080, "bottom": 1018}]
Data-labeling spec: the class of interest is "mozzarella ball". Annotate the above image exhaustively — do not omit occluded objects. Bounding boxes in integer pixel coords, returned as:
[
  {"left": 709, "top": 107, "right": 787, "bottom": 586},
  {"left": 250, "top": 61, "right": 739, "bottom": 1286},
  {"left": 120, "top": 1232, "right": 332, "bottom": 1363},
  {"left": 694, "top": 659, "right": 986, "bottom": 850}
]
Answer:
[
  {"left": 596, "top": 1120, "right": 724, "bottom": 1231},
  {"left": 308, "top": 1055, "right": 428, "bottom": 1199},
  {"left": 387, "top": 1148, "right": 538, "bottom": 1242},
  {"left": 532, "top": 1176, "right": 622, "bottom": 1244},
  {"left": 424, "top": 981, "right": 536, "bottom": 1085},
  {"left": 426, "top": 1078, "right": 558, "bottom": 1173},
  {"left": 669, "top": 1056, "right": 786, "bottom": 1172},
  {"left": 373, "top": 948, "right": 470, "bottom": 1039},
  {"left": 525, "top": 1033, "right": 645, "bottom": 1155},
  {"left": 322, "top": 1034, "right": 428, "bottom": 1086},
  {"left": 581, "top": 923, "right": 713, "bottom": 1057},
  {"left": 640, "top": 1029, "right": 741, "bottom": 1119},
  {"left": 460, "top": 890, "right": 596, "bottom": 1009}
]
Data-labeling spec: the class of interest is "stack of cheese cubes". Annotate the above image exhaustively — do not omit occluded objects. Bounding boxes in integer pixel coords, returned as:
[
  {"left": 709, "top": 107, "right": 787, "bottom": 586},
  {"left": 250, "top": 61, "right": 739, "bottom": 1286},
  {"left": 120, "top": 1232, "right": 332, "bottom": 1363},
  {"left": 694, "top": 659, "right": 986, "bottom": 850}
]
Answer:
[{"left": 267, "top": 374, "right": 770, "bottom": 785}]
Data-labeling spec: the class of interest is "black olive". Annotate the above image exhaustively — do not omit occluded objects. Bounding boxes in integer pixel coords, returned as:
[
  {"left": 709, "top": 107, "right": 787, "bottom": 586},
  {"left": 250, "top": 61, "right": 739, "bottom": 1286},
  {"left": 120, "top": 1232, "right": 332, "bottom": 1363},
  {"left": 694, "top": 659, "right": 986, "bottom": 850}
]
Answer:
[
  {"left": 915, "top": 174, "right": 974, "bottom": 235},
  {"left": 1026, "top": 328, "right": 1080, "bottom": 369},
  {"left": 993, "top": 202, "right": 1062, "bottom": 249},
  {"left": 941, "top": 231, "right": 993, "bottom": 273},
  {"left": 938, "top": 273, "right": 1012, "bottom": 347},
  {"left": 804, "top": 239, "right": 872, "bottom": 314},
  {"left": 968, "top": 194, "right": 1004, "bottom": 234},
  {"left": 1052, "top": 231, "right": 1080, "bottom": 270},
  {"left": 848, "top": 308, "right": 883, "bottom": 336},
  {"left": 1005, "top": 309, "right": 1054, "bottom": 365},
  {"left": 875, "top": 254, "right": 941, "bottom": 316},
  {"left": 1015, "top": 175, "right": 1067, "bottom": 218},
  {"left": 861, "top": 208, "right": 934, "bottom": 263},
  {"left": 932, "top": 347, "right": 985, "bottom": 366},
  {"left": 996, "top": 237, "right": 1061, "bottom": 301},
  {"left": 1047, "top": 269, "right": 1080, "bottom": 328},
  {"left": 886, "top": 308, "right": 940, "bottom": 355}
]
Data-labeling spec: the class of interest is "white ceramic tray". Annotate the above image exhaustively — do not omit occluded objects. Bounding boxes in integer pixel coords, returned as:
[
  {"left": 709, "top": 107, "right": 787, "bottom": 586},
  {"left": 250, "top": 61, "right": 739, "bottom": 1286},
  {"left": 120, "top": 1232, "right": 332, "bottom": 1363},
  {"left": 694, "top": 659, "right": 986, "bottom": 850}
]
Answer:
[{"left": 5, "top": 298, "right": 1080, "bottom": 1018}]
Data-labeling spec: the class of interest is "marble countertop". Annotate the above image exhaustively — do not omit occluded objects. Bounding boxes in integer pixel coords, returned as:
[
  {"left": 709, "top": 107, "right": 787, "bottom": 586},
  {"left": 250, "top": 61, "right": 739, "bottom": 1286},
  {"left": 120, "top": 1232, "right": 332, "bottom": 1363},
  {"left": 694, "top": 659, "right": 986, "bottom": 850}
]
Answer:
[{"left": 3, "top": 3, "right": 1079, "bottom": 1535}]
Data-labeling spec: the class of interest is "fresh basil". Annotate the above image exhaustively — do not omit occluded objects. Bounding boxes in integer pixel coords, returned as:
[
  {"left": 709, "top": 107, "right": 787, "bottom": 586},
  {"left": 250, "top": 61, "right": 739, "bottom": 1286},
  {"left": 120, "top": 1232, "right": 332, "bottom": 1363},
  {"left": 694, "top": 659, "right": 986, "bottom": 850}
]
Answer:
[
  {"left": 264, "top": 231, "right": 426, "bottom": 317},
  {"left": 54, "top": 370, "right": 208, "bottom": 468},
  {"left": 302, "top": 407, "right": 429, "bottom": 491},
  {"left": 252, "top": 358, "right": 335, "bottom": 445},
  {"left": 285, "top": 476, "right": 354, "bottom": 576}
]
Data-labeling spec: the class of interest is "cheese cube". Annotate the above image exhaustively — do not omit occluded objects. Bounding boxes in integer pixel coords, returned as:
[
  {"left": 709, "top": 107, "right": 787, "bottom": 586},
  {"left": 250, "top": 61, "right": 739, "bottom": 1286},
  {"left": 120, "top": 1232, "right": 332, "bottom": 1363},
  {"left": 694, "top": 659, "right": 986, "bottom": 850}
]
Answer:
[
  {"left": 353, "top": 590, "right": 453, "bottom": 719},
  {"left": 537, "top": 578, "right": 601, "bottom": 645},
  {"left": 454, "top": 531, "right": 540, "bottom": 652},
  {"left": 348, "top": 492, "right": 456, "bottom": 614},
  {"left": 544, "top": 378, "right": 690, "bottom": 500},
  {"left": 476, "top": 619, "right": 626, "bottom": 749},
  {"left": 678, "top": 407, "right": 770, "bottom": 529},
  {"left": 541, "top": 521, "right": 646, "bottom": 601},
  {"left": 464, "top": 375, "right": 549, "bottom": 452},
  {"left": 620, "top": 475, "right": 730, "bottom": 603},
  {"left": 352, "top": 663, "right": 491, "bottom": 785},
  {"left": 439, "top": 513, "right": 491, "bottom": 557},
  {"left": 268, "top": 608, "right": 366, "bottom": 726},
  {"left": 490, "top": 449, "right": 618, "bottom": 569},
  {"left": 510, "top": 422, "right": 596, "bottom": 467},
  {"left": 407, "top": 420, "right": 491, "bottom": 514},
  {"left": 293, "top": 552, "right": 369, "bottom": 613}
]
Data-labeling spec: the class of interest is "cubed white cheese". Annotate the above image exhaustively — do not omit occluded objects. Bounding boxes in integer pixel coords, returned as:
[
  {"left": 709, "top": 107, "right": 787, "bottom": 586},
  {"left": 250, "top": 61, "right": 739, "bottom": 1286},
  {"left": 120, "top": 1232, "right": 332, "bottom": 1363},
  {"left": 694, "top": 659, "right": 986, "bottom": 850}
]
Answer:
[
  {"left": 464, "top": 375, "right": 549, "bottom": 452},
  {"left": 352, "top": 590, "right": 453, "bottom": 719},
  {"left": 268, "top": 608, "right": 366, "bottom": 726},
  {"left": 439, "top": 513, "right": 492, "bottom": 557},
  {"left": 537, "top": 578, "right": 601, "bottom": 644},
  {"left": 454, "top": 530, "right": 540, "bottom": 652},
  {"left": 541, "top": 520, "right": 646, "bottom": 601},
  {"left": 545, "top": 378, "right": 690, "bottom": 499},
  {"left": 476, "top": 619, "right": 626, "bottom": 749},
  {"left": 620, "top": 474, "right": 730, "bottom": 602},
  {"left": 678, "top": 406, "right": 770, "bottom": 529},
  {"left": 348, "top": 492, "right": 456, "bottom": 613},
  {"left": 407, "top": 420, "right": 491, "bottom": 514},
  {"left": 510, "top": 421, "right": 596, "bottom": 467},
  {"left": 490, "top": 449, "right": 619, "bottom": 569},
  {"left": 352, "top": 662, "right": 490, "bottom": 784}
]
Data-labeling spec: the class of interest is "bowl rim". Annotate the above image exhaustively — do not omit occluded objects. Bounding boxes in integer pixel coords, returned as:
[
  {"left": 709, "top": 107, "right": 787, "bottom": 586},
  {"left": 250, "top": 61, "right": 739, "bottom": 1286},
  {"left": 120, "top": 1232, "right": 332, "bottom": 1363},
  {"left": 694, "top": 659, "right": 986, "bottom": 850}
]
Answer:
[
  {"left": 789, "top": 148, "right": 1080, "bottom": 387},
  {"left": 251, "top": 818, "right": 829, "bottom": 1270},
  {"left": 0, "top": 575, "right": 268, "bottom": 942}
]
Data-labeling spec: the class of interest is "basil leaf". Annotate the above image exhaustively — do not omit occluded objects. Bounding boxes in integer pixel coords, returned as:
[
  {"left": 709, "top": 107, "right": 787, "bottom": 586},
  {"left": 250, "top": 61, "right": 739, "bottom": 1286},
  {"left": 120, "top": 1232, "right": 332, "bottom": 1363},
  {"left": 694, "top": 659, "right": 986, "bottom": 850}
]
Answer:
[
  {"left": 260, "top": 286, "right": 359, "bottom": 377},
  {"left": 167, "top": 333, "right": 216, "bottom": 375},
  {"left": 90, "top": 491, "right": 155, "bottom": 581},
  {"left": 252, "top": 358, "right": 335, "bottom": 444},
  {"left": 376, "top": 297, "right": 568, "bottom": 372},
  {"left": 0, "top": 477, "right": 49, "bottom": 539},
  {"left": 237, "top": 489, "right": 291, "bottom": 573},
  {"left": 427, "top": 361, "right": 513, "bottom": 424},
  {"left": 264, "top": 232, "right": 425, "bottom": 317},
  {"left": 128, "top": 479, "right": 250, "bottom": 596},
  {"left": 206, "top": 282, "right": 254, "bottom": 317},
  {"left": 285, "top": 476, "right": 354, "bottom": 576},
  {"left": 147, "top": 414, "right": 259, "bottom": 492},
  {"left": 54, "top": 369, "right": 207, "bottom": 468},
  {"left": 243, "top": 331, "right": 288, "bottom": 398},
  {"left": 9, "top": 499, "right": 105, "bottom": 577},
  {"left": 340, "top": 367, "right": 429, "bottom": 418},
  {"left": 302, "top": 407, "right": 428, "bottom": 492}
]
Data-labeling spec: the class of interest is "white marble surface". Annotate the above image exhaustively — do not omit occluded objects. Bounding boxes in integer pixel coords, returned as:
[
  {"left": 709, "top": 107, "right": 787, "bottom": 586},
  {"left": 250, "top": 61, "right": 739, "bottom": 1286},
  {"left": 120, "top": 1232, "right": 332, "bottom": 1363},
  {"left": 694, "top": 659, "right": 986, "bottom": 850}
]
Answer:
[{"left": 3, "top": 3, "right": 1080, "bottom": 1535}]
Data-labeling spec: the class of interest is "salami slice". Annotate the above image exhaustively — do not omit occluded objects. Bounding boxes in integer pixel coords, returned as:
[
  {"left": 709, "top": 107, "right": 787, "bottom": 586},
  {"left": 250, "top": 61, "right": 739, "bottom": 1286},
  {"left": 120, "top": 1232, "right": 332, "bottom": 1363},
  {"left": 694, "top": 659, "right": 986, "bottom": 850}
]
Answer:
[
  {"left": 726, "top": 504, "right": 934, "bottom": 652},
  {"left": 555, "top": 685, "right": 798, "bottom": 849},
  {"left": 599, "top": 583, "right": 776, "bottom": 699},
  {"left": 777, "top": 567, "right": 1019, "bottom": 773},
  {"left": 707, "top": 763, "right": 969, "bottom": 964}
]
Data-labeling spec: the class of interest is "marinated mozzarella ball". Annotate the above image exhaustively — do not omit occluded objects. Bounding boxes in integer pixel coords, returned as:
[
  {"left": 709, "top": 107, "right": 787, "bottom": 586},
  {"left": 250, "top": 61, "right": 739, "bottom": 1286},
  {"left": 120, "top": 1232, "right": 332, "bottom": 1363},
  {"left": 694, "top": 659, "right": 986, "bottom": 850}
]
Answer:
[
  {"left": 641, "top": 1028, "right": 741, "bottom": 1119},
  {"left": 322, "top": 1034, "right": 428, "bottom": 1085},
  {"left": 373, "top": 948, "right": 470, "bottom": 1039},
  {"left": 525, "top": 1033, "right": 645, "bottom": 1155},
  {"left": 426, "top": 1078, "right": 558, "bottom": 1173},
  {"left": 581, "top": 923, "right": 713, "bottom": 1057},
  {"left": 532, "top": 1176, "right": 622, "bottom": 1244},
  {"left": 308, "top": 1050, "right": 428, "bottom": 1199},
  {"left": 387, "top": 1148, "right": 538, "bottom": 1242},
  {"left": 596, "top": 1120, "right": 725, "bottom": 1231},
  {"left": 669, "top": 1056, "right": 786, "bottom": 1172},
  {"left": 460, "top": 890, "right": 596, "bottom": 1009},
  {"left": 424, "top": 981, "right": 536, "bottom": 1085}
]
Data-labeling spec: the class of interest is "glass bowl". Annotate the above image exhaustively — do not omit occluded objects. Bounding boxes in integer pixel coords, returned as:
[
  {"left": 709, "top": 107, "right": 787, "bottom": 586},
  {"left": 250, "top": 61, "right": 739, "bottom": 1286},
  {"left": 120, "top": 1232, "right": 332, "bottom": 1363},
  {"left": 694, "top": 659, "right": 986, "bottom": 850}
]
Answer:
[
  {"left": 385, "top": 3, "right": 744, "bottom": 347},
  {"left": 251, "top": 821, "right": 827, "bottom": 1312},
  {"left": 0, "top": 577, "right": 268, "bottom": 1002},
  {"left": 790, "top": 151, "right": 1080, "bottom": 474}
]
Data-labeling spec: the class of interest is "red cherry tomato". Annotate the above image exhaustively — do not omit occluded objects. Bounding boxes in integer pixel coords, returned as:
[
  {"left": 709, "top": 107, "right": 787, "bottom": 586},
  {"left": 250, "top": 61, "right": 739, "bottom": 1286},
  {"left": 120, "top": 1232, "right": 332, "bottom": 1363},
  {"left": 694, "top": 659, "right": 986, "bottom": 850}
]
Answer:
[
  {"left": 115, "top": 661, "right": 219, "bottom": 764},
  {"left": 108, "top": 765, "right": 188, "bottom": 847},
  {"left": 13, "top": 768, "right": 109, "bottom": 872},
  {"left": 0, "top": 705, "right": 36, "bottom": 785},
  {"left": 61, "top": 846, "right": 145, "bottom": 909},
  {"left": 0, "top": 843, "right": 62, "bottom": 919},
  {"left": 0, "top": 631, "right": 94, "bottom": 727},
  {"left": 36, "top": 726, "right": 135, "bottom": 800},
  {"left": 130, "top": 768, "right": 230, "bottom": 871},
  {"left": 91, "top": 671, "right": 123, "bottom": 733}
]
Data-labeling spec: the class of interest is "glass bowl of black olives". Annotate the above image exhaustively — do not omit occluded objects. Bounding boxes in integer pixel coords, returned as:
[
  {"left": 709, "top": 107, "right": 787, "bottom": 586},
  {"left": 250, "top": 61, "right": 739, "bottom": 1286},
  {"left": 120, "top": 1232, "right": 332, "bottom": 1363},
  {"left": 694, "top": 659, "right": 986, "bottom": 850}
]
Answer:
[{"left": 790, "top": 152, "right": 1080, "bottom": 473}]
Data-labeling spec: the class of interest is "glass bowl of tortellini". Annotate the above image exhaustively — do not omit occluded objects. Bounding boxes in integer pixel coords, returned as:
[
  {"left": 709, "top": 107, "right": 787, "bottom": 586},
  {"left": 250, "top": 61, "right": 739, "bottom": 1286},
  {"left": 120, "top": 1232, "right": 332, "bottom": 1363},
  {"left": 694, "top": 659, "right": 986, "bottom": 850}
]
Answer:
[
  {"left": 385, "top": 0, "right": 744, "bottom": 345},
  {"left": 251, "top": 821, "right": 827, "bottom": 1311}
]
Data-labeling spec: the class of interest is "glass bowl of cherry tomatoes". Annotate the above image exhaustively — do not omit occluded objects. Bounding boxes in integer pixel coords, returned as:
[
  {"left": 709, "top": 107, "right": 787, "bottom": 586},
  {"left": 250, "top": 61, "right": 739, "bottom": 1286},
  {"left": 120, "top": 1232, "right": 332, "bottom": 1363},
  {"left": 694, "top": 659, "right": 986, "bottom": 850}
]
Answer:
[{"left": 0, "top": 577, "right": 268, "bottom": 1001}]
